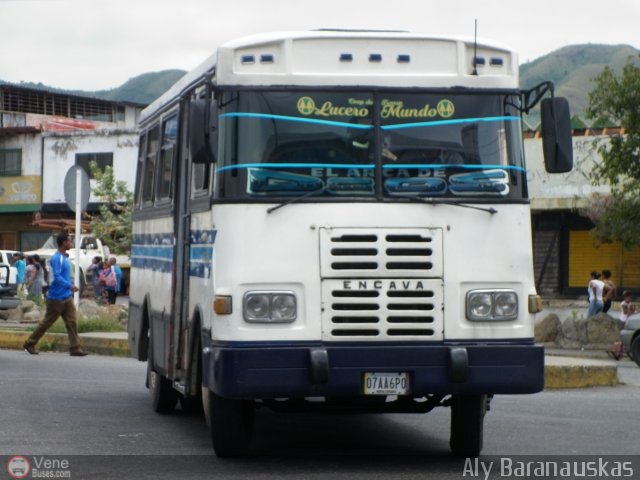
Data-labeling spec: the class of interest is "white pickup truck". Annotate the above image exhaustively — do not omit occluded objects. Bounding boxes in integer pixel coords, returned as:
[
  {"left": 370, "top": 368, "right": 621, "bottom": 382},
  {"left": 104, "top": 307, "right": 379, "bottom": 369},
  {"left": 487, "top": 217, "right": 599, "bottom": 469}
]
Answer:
[
  {"left": 0, "top": 267, "right": 19, "bottom": 310},
  {"left": 0, "top": 250, "right": 18, "bottom": 286},
  {"left": 25, "top": 235, "right": 130, "bottom": 293}
]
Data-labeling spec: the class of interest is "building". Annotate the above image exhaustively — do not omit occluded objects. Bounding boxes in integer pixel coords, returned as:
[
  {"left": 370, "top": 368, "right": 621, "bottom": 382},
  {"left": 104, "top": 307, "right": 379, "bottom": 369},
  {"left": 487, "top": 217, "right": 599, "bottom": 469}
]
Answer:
[
  {"left": 0, "top": 84, "right": 143, "bottom": 250},
  {"left": 527, "top": 128, "right": 640, "bottom": 297}
]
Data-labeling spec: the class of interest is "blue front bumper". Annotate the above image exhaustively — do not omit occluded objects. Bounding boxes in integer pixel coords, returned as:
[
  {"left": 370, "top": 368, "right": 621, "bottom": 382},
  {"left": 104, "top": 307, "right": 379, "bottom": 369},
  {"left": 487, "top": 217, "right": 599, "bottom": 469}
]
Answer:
[{"left": 202, "top": 339, "right": 544, "bottom": 399}]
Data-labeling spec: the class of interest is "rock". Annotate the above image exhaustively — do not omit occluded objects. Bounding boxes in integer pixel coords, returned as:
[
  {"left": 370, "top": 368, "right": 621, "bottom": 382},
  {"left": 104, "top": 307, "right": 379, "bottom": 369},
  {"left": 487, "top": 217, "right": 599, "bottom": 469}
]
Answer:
[
  {"left": 535, "top": 314, "right": 561, "bottom": 343},
  {"left": 23, "top": 310, "right": 42, "bottom": 323},
  {"left": 559, "top": 316, "right": 588, "bottom": 348},
  {"left": 586, "top": 313, "right": 622, "bottom": 345},
  {"left": 78, "top": 299, "right": 102, "bottom": 317},
  {"left": 20, "top": 300, "right": 37, "bottom": 312},
  {"left": 105, "top": 304, "right": 128, "bottom": 325},
  {"left": 555, "top": 312, "right": 622, "bottom": 348}
]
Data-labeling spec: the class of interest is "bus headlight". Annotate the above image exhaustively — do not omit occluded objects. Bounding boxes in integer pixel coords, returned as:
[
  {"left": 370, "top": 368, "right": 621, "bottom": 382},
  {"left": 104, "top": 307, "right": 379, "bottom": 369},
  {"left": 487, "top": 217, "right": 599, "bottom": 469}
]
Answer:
[
  {"left": 243, "top": 291, "right": 297, "bottom": 323},
  {"left": 466, "top": 290, "right": 518, "bottom": 321}
]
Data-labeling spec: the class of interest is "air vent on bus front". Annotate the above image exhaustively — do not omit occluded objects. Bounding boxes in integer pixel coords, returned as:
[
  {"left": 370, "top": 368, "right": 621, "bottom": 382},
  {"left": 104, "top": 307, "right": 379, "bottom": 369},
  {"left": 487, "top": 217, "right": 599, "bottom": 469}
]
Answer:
[
  {"left": 321, "top": 278, "right": 443, "bottom": 341},
  {"left": 320, "top": 229, "right": 443, "bottom": 278}
]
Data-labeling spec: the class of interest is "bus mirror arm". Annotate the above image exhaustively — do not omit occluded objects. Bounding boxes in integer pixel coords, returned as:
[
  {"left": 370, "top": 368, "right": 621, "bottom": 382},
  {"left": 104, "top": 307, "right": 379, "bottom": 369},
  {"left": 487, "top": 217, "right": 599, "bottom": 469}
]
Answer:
[{"left": 189, "top": 98, "right": 217, "bottom": 164}]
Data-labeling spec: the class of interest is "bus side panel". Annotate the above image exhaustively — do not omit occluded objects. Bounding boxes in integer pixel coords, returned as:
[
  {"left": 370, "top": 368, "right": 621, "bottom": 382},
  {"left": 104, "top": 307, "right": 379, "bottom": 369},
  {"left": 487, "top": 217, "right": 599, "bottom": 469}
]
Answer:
[{"left": 127, "top": 301, "right": 145, "bottom": 361}]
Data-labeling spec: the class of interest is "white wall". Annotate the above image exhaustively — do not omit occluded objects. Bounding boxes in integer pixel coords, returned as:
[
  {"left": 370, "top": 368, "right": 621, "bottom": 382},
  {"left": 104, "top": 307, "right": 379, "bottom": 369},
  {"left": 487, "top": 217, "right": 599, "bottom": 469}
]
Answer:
[
  {"left": 525, "top": 136, "right": 610, "bottom": 211},
  {"left": 41, "top": 130, "right": 138, "bottom": 204}
]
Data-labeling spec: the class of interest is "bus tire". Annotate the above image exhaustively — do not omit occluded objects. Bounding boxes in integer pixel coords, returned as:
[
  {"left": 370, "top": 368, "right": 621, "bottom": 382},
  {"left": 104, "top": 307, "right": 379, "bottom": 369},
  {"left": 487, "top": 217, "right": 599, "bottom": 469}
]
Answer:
[
  {"left": 149, "top": 369, "right": 178, "bottom": 413},
  {"left": 449, "top": 394, "right": 487, "bottom": 457},
  {"left": 205, "top": 389, "right": 254, "bottom": 457},
  {"left": 631, "top": 336, "right": 640, "bottom": 368}
]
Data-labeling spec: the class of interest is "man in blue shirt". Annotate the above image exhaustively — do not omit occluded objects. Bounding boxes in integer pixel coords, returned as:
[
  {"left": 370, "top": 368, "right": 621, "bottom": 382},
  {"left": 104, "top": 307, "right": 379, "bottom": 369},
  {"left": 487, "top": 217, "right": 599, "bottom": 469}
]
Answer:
[
  {"left": 13, "top": 253, "right": 26, "bottom": 297},
  {"left": 23, "top": 233, "right": 88, "bottom": 356}
]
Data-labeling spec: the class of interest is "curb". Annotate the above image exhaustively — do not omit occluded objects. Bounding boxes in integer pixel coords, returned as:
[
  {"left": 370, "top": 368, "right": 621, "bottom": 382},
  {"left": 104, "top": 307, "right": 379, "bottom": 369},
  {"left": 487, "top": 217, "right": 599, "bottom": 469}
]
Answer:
[
  {"left": 0, "top": 330, "right": 619, "bottom": 388},
  {"left": 544, "top": 356, "right": 618, "bottom": 388},
  {"left": 0, "top": 330, "right": 130, "bottom": 357}
]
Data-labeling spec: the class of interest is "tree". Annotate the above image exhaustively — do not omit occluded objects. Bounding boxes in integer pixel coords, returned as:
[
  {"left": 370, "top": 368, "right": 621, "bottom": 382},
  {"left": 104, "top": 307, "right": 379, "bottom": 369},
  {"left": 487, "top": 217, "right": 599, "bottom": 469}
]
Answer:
[
  {"left": 584, "top": 55, "right": 640, "bottom": 249},
  {"left": 88, "top": 161, "right": 132, "bottom": 254}
]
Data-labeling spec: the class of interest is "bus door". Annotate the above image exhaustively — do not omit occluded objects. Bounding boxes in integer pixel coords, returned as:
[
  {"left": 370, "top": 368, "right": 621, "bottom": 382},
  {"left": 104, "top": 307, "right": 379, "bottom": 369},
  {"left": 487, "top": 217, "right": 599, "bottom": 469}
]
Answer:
[{"left": 169, "top": 103, "right": 193, "bottom": 391}]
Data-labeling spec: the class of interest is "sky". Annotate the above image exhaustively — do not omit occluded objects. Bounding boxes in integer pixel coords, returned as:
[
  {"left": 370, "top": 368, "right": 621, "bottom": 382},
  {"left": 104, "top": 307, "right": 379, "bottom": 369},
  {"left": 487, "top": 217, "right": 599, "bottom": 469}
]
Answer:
[{"left": 1, "top": 0, "right": 638, "bottom": 91}]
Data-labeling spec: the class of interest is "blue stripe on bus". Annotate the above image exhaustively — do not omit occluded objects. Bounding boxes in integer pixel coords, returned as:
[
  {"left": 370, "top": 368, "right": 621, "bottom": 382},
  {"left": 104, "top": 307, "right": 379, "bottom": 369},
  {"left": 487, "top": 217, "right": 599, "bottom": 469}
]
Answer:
[
  {"left": 216, "top": 163, "right": 374, "bottom": 173},
  {"left": 380, "top": 116, "right": 521, "bottom": 130},
  {"left": 131, "top": 230, "right": 216, "bottom": 278},
  {"left": 220, "top": 113, "right": 519, "bottom": 131},
  {"left": 220, "top": 112, "right": 373, "bottom": 130},
  {"left": 383, "top": 164, "right": 526, "bottom": 173},
  {"left": 189, "top": 230, "right": 216, "bottom": 279},
  {"left": 215, "top": 163, "right": 525, "bottom": 173}
]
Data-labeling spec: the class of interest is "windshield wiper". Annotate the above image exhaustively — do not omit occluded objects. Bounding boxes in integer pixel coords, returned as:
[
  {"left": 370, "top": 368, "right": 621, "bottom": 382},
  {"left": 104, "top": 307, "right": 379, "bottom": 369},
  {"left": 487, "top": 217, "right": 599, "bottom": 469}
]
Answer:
[
  {"left": 387, "top": 193, "right": 498, "bottom": 215},
  {"left": 266, "top": 187, "right": 326, "bottom": 214}
]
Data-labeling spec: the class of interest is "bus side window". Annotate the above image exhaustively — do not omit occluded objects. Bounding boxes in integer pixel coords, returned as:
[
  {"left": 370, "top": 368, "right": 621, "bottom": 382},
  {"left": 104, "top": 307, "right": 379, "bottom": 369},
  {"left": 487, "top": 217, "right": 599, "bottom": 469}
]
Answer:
[
  {"left": 141, "top": 125, "right": 160, "bottom": 205},
  {"left": 156, "top": 115, "right": 178, "bottom": 201},
  {"left": 192, "top": 163, "right": 211, "bottom": 195},
  {"left": 134, "top": 133, "right": 146, "bottom": 208}
]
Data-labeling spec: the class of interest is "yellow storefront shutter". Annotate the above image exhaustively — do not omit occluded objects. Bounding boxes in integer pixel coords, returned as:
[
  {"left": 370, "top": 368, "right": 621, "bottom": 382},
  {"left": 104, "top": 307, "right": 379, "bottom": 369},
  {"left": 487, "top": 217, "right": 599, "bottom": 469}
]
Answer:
[
  {"left": 568, "top": 231, "right": 622, "bottom": 289},
  {"left": 568, "top": 230, "right": 640, "bottom": 290}
]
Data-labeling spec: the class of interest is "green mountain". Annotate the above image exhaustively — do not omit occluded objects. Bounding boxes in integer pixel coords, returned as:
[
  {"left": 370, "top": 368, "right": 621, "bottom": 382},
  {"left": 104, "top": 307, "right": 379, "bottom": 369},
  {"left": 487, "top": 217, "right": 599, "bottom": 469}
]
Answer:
[
  {"left": 520, "top": 44, "right": 640, "bottom": 118},
  {"left": 0, "top": 70, "right": 187, "bottom": 106},
  {"left": 91, "top": 69, "right": 186, "bottom": 105}
]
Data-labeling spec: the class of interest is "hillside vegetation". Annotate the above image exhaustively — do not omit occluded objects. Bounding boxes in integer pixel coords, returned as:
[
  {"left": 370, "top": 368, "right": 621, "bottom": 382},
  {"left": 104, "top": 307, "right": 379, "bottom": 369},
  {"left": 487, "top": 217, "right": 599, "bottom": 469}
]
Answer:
[
  {"left": 520, "top": 44, "right": 639, "bottom": 117},
  {"left": 92, "top": 69, "right": 187, "bottom": 105}
]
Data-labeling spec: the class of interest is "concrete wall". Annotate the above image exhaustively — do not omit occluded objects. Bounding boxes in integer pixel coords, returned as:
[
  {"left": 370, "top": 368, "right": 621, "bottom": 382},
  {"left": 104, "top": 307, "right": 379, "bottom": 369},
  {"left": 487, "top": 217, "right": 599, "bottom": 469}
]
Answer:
[
  {"left": 0, "top": 132, "right": 44, "bottom": 212},
  {"left": 41, "top": 130, "right": 138, "bottom": 205},
  {"left": 525, "top": 136, "right": 610, "bottom": 211}
]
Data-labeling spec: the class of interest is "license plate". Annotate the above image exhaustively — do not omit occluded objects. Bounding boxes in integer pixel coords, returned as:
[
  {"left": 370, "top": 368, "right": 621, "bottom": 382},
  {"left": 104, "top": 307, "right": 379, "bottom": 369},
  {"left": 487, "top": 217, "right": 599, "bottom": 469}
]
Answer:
[{"left": 363, "top": 372, "right": 410, "bottom": 395}]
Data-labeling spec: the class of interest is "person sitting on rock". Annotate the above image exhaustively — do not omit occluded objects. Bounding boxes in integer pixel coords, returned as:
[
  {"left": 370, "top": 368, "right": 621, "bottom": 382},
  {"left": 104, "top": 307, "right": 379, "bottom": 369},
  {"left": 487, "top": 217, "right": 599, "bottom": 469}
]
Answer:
[{"left": 608, "top": 291, "right": 637, "bottom": 360}]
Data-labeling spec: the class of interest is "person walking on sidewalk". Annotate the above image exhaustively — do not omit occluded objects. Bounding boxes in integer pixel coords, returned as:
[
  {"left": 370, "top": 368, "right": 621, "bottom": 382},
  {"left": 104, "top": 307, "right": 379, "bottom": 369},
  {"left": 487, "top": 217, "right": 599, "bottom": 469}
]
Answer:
[
  {"left": 601, "top": 269, "right": 616, "bottom": 314},
  {"left": 587, "top": 271, "right": 605, "bottom": 318},
  {"left": 23, "top": 233, "right": 88, "bottom": 356},
  {"left": 12, "top": 252, "right": 26, "bottom": 298}
]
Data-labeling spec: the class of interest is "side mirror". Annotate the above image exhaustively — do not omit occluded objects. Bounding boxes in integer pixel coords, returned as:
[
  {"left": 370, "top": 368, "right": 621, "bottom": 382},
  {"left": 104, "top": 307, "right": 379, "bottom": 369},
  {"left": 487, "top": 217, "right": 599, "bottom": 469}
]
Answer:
[
  {"left": 541, "top": 97, "right": 573, "bottom": 173},
  {"left": 189, "top": 98, "right": 217, "bottom": 164}
]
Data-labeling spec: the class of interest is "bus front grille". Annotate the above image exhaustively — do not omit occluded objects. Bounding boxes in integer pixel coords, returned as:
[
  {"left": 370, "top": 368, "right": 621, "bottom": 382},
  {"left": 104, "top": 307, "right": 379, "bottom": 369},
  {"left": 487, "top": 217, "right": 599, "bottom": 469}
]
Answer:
[
  {"left": 321, "top": 279, "right": 443, "bottom": 341},
  {"left": 320, "top": 227, "right": 443, "bottom": 278}
]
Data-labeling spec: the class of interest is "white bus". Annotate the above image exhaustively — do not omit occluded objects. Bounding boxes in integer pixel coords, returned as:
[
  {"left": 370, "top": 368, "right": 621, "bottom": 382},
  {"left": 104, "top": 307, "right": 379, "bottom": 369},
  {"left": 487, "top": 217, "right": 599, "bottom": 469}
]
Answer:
[{"left": 128, "top": 30, "right": 572, "bottom": 457}]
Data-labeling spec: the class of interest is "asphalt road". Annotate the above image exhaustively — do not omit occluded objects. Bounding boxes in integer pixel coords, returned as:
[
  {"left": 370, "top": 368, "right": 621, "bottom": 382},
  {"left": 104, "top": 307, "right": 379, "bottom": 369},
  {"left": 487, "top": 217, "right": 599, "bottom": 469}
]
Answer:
[{"left": 1, "top": 350, "right": 640, "bottom": 479}]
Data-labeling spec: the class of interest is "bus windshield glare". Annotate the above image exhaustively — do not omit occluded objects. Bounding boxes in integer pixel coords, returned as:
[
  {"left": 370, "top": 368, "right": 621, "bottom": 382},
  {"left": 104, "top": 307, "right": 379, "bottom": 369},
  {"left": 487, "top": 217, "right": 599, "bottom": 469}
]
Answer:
[{"left": 215, "top": 91, "right": 526, "bottom": 201}]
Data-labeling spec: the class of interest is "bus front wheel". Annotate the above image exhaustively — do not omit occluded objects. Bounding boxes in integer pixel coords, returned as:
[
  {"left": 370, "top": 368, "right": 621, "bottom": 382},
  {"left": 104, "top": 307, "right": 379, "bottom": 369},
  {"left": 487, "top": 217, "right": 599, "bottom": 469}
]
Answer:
[
  {"left": 449, "top": 394, "right": 487, "bottom": 457},
  {"left": 203, "top": 389, "right": 254, "bottom": 457}
]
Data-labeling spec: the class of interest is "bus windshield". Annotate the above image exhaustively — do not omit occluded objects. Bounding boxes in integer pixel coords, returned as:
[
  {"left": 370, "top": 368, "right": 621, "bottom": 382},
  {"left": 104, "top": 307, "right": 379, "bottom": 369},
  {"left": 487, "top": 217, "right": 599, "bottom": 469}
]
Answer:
[{"left": 215, "top": 90, "right": 526, "bottom": 201}]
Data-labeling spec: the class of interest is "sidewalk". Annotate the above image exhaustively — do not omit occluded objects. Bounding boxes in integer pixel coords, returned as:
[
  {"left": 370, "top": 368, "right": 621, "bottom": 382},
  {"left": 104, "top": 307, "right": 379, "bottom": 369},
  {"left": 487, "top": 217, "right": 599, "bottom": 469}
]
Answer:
[
  {"left": 0, "top": 321, "right": 130, "bottom": 357},
  {"left": 0, "top": 319, "right": 621, "bottom": 389}
]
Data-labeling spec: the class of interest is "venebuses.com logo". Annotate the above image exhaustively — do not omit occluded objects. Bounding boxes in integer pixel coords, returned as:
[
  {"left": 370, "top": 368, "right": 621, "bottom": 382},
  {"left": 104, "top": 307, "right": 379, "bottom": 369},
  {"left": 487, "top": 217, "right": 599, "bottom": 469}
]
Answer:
[
  {"left": 6, "top": 455, "right": 71, "bottom": 479},
  {"left": 7, "top": 456, "right": 30, "bottom": 479}
]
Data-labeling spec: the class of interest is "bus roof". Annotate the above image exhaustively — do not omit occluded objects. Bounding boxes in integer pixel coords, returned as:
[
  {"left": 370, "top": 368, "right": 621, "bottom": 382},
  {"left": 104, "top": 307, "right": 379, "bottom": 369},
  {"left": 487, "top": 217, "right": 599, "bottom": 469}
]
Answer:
[{"left": 142, "top": 30, "right": 518, "bottom": 123}]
